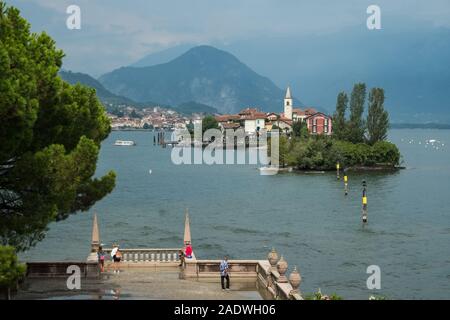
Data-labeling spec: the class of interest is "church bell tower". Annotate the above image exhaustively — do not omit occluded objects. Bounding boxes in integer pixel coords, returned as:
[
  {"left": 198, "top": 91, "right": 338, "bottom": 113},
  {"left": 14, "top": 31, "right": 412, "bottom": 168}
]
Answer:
[{"left": 284, "top": 86, "right": 293, "bottom": 120}]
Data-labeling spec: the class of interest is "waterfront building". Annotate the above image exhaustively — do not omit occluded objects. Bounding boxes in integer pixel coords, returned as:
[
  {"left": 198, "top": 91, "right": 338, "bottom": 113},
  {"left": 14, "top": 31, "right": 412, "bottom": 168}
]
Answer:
[
  {"left": 214, "top": 86, "right": 333, "bottom": 136},
  {"left": 305, "top": 112, "right": 333, "bottom": 135}
]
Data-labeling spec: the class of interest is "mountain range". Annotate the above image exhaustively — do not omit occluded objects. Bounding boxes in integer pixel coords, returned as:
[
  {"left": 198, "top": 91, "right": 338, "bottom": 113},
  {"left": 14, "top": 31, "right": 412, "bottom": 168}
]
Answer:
[
  {"left": 59, "top": 70, "right": 135, "bottom": 106},
  {"left": 99, "top": 46, "right": 301, "bottom": 114},
  {"left": 123, "top": 24, "right": 450, "bottom": 123},
  {"left": 60, "top": 70, "right": 219, "bottom": 114},
  {"left": 63, "top": 28, "right": 450, "bottom": 123}
]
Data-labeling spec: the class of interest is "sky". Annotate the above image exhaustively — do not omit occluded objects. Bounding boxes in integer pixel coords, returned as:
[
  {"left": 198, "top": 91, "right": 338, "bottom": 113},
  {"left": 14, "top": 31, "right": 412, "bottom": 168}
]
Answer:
[{"left": 6, "top": 0, "right": 450, "bottom": 76}]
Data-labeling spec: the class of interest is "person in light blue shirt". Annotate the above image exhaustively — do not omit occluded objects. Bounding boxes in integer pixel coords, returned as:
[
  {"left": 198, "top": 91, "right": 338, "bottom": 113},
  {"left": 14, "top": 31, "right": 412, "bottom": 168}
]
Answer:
[{"left": 220, "top": 256, "right": 230, "bottom": 290}]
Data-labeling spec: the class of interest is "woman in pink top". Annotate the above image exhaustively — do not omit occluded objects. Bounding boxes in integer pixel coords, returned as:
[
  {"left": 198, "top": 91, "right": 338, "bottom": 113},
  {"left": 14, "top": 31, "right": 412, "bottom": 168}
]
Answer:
[{"left": 185, "top": 242, "right": 193, "bottom": 259}]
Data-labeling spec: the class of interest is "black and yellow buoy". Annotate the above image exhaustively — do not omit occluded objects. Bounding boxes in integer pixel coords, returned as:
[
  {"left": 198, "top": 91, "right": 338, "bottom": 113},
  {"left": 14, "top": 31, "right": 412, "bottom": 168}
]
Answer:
[{"left": 362, "top": 180, "right": 368, "bottom": 224}]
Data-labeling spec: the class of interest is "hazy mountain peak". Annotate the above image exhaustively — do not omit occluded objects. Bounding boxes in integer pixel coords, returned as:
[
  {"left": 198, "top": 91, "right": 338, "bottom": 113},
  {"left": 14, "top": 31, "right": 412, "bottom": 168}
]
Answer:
[{"left": 100, "top": 45, "right": 302, "bottom": 114}]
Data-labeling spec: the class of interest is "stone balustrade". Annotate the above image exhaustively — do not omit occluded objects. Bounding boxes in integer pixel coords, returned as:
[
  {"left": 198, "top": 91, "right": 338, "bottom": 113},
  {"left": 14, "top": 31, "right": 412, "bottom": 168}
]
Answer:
[
  {"left": 180, "top": 249, "right": 303, "bottom": 300},
  {"left": 84, "top": 213, "right": 303, "bottom": 300},
  {"left": 256, "top": 249, "right": 303, "bottom": 300},
  {"left": 103, "top": 248, "right": 181, "bottom": 264},
  {"left": 26, "top": 262, "right": 100, "bottom": 278},
  {"left": 182, "top": 259, "right": 259, "bottom": 280}
]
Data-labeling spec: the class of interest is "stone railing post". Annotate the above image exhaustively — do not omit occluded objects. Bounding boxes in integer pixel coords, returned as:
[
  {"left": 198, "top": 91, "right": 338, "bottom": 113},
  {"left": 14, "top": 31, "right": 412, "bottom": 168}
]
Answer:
[
  {"left": 267, "top": 248, "right": 279, "bottom": 271},
  {"left": 289, "top": 266, "right": 302, "bottom": 299},
  {"left": 276, "top": 256, "right": 288, "bottom": 283}
]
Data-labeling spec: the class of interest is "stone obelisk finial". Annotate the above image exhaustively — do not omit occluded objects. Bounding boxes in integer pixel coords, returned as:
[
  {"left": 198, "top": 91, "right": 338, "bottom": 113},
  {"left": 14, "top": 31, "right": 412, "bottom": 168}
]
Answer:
[
  {"left": 183, "top": 208, "right": 191, "bottom": 246},
  {"left": 91, "top": 213, "right": 100, "bottom": 252}
]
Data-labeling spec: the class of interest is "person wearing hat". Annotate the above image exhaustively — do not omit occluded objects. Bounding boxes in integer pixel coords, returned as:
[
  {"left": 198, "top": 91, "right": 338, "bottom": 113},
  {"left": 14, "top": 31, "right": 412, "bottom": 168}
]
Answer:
[{"left": 111, "top": 244, "right": 122, "bottom": 274}]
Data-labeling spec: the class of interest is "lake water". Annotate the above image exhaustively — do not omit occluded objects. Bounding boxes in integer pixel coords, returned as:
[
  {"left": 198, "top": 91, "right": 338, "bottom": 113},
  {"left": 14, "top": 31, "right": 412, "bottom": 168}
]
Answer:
[{"left": 20, "top": 129, "right": 450, "bottom": 299}]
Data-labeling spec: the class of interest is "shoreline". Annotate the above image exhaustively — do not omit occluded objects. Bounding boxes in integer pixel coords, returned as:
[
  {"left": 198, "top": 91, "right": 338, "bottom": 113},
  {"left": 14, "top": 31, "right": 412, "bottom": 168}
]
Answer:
[{"left": 270, "top": 165, "right": 404, "bottom": 173}]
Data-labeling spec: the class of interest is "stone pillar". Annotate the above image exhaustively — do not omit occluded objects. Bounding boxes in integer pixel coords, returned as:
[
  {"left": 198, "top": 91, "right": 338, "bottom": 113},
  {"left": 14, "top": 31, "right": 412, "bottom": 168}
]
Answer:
[
  {"left": 183, "top": 209, "right": 191, "bottom": 246},
  {"left": 91, "top": 213, "right": 100, "bottom": 253}
]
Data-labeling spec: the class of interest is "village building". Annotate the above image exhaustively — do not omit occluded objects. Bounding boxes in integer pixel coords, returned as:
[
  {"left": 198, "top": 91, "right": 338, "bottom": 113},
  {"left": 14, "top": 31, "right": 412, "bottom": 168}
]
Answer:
[
  {"left": 305, "top": 112, "right": 332, "bottom": 135},
  {"left": 215, "top": 114, "right": 241, "bottom": 131},
  {"left": 239, "top": 108, "right": 267, "bottom": 134},
  {"left": 214, "top": 86, "right": 333, "bottom": 136}
]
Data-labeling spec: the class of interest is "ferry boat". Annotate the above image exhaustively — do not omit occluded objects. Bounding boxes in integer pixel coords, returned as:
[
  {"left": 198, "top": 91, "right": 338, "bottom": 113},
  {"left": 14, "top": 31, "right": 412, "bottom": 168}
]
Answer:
[{"left": 114, "top": 140, "right": 136, "bottom": 146}]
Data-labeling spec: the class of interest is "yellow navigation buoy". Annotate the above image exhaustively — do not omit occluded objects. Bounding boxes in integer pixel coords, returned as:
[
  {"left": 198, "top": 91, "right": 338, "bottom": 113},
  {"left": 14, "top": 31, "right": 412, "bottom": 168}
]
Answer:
[{"left": 362, "top": 196, "right": 367, "bottom": 205}]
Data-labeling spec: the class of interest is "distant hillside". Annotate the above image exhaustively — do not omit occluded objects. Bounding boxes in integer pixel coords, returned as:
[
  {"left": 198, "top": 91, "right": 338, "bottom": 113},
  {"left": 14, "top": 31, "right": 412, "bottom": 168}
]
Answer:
[
  {"left": 171, "top": 101, "right": 218, "bottom": 115},
  {"left": 390, "top": 123, "right": 450, "bottom": 129},
  {"left": 59, "top": 70, "right": 136, "bottom": 106},
  {"left": 99, "top": 45, "right": 302, "bottom": 114}
]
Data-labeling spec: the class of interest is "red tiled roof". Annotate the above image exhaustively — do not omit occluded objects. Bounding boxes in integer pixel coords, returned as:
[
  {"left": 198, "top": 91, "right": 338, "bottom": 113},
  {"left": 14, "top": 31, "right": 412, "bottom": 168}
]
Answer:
[
  {"left": 304, "top": 108, "right": 318, "bottom": 115},
  {"left": 241, "top": 112, "right": 266, "bottom": 120},
  {"left": 304, "top": 112, "right": 332, "bottom": 120},
  {"left": 215, "top": 114, "right": 241, "bottom": 122},
  {"left": 239, "top": 107, "right": 260, "bottom": 115},
  {"left": 222, "top": 123, "right": 241, "bottom": 129}
]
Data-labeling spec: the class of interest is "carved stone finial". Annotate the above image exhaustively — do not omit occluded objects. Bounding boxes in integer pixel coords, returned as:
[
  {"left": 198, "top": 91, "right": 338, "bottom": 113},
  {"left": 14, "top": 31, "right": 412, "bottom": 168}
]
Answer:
[
  {"left": 289, "top": 266, "right": 302, "bottom": 292},
  {"left": 267, "top": 247, "right": 279, "bottom": 270},
  {"left": 277, "top": 255, "right": 288, "bottom": 283}
]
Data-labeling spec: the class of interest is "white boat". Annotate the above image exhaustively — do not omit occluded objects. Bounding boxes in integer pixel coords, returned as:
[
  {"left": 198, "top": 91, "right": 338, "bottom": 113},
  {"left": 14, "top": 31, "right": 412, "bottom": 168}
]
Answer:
[
  {"left": 259, "top": 166, "right": 280, "bottom": 175},
  {"left": 114, "top": 140, "right": 136, "bottom": 146}
]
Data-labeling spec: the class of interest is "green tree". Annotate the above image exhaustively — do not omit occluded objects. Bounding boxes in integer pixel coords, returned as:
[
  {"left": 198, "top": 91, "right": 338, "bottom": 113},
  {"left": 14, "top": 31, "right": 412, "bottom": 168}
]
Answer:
[
  {"left": 130, "top": 109, "right": 142, "bottom": 119},
  {"left": 0, "top": 3, "right": 116, "bottom": 250},
  {"left": 186, "top": 121, "right": 194, "bottom": 135},
  {"left": 143, "top": 122, "right": 153, "bottom": 130},
  {"left": 332, "top": 92, "right": 349, "bottom": 140},
  {"left": 371, "top": 141, "right": 400, "bottom": 166},
  {"left": 201, "top": 115, "right": 219, "bottom": 134},
  {"left": 0, "top": 245, "right": 26, "bottom": 299},
  {"left": 366, "top": 88, "right": 389, "bottom": 145},
  {"left": 292, "top": 121, "right": 309, "bottom": 139},
  {"left": 348, "top": 83, "right": 366, "bottom": 143}
]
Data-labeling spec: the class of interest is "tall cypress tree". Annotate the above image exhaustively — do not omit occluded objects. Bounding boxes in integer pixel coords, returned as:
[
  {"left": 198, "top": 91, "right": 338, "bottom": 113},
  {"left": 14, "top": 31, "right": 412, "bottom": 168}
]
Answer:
[
  {"left": 367, "top": 88, "right": 389, "bottom": 145},
  {"left": 332, "top": 92, "right": 348, "bottom": 140},
  {"left": 348, "top": 83, "right": 366, "bottom": 143}
]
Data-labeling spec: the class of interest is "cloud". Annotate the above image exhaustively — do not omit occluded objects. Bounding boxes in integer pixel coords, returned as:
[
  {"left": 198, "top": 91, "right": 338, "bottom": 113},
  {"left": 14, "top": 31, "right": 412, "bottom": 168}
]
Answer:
[{"left": 6, "top": 0, "right": 450, "bottom": 76}]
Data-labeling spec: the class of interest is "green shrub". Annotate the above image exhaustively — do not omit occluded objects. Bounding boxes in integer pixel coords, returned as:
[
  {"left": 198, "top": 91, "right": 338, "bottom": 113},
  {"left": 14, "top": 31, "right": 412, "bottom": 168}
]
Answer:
[
  {"left": 371, "top": 141, "right": 401, "bottom": 166},
  {"left": 304, "top": 289, "right": 343, "bottom": 300},
  {"left": 281, "top": 136, "right": 400, "bottom": 170},
  {"left": 0, "top": 246, "right": 26, "bottom": 298}
]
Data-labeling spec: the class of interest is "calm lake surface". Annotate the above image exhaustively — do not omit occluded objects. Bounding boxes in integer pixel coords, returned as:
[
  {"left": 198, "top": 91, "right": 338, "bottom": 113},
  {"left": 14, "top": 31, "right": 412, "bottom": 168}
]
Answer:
[{"left": 21, "top": 129, "right": 450, "bottom": 299}]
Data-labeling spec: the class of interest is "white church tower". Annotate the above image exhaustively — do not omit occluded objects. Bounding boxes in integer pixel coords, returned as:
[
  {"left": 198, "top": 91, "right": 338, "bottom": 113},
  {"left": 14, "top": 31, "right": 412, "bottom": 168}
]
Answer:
[{"left": 284, "top": 86, "right": 293, "bottom": 120}]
